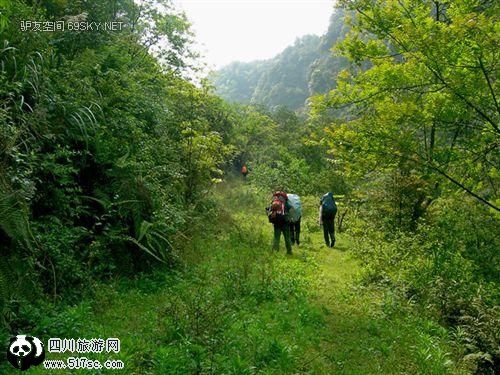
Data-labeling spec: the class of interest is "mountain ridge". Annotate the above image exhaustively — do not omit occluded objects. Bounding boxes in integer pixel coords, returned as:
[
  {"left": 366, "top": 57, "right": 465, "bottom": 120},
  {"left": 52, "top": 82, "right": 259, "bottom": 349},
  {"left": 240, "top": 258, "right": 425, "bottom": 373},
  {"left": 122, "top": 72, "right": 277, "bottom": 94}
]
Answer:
[{"left": 210, "top": 10, "right": 349, "bottom": 110}]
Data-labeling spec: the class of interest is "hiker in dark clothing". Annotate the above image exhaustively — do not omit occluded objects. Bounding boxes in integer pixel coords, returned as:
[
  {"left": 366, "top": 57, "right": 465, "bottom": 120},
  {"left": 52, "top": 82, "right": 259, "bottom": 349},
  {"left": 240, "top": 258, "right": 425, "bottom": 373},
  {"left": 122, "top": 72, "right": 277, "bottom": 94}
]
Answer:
[
  {"left": 267, "top": 191, "right": 292, "bottom": 254},
  {"left": 320, "top": 192, "right": 337, "bottom": 247},
  {"left": 273, "top": 220, "right": 292, "bottom": 254}
]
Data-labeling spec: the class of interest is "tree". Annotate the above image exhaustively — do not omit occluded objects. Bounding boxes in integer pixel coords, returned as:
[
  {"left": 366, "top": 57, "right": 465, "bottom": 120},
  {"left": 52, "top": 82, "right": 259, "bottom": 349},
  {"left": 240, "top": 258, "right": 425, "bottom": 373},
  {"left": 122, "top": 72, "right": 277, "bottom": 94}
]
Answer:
[
  {"left": 313, "top": 0, "right": 499, "bottom": 220},
  {"left": 0, "top": 0, "right": 236, "bottom": 319}
]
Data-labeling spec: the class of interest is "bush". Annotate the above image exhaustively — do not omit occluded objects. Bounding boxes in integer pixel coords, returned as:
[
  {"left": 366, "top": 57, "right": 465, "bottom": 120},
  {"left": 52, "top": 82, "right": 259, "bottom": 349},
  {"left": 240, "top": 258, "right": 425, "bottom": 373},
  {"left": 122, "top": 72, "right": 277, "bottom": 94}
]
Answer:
[{"left": 348, "top": 193, "right": 499, "bottom": 373}]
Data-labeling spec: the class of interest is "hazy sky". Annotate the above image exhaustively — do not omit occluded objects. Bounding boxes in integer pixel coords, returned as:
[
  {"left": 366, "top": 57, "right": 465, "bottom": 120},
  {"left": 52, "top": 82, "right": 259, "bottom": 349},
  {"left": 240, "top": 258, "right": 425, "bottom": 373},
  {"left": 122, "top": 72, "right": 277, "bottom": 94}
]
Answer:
[{"left": 172, "top": 0, "right": 335, "bottom": 69}]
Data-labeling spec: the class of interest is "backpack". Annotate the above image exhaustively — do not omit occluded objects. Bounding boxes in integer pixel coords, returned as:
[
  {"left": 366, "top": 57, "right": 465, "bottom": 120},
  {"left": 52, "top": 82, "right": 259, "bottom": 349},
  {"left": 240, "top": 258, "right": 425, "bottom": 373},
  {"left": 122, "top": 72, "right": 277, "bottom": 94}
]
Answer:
[
  {"left": 287, "top": 194, "right": 302, "bottom": 223},
  {"left": 241, "top": 165, "right": 247, "bottom": 174},
  {"left": 321, "top": 193, "right": 337, "bottom": 217},
  {"left": 267, "top": 191, "right": 288, "bottom": 224}
]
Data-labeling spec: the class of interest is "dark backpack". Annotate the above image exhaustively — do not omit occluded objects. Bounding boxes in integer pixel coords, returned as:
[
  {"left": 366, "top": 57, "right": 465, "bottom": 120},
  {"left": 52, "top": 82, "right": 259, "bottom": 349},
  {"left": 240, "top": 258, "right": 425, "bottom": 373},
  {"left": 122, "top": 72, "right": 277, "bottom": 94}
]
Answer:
[
  {"left": 267, "top": 191, "right": 288, "bottom": 224},
  {"left": 321, "top": 193, "right": 337, "bottom": 217}
]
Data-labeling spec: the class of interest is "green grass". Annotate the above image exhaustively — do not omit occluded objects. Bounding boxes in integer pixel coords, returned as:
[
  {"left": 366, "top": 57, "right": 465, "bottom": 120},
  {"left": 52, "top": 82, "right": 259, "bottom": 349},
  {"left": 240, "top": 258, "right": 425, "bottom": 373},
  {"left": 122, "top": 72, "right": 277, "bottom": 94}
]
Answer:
[{"left": 3, "top": 180, "right": 468, "bottom": 374}]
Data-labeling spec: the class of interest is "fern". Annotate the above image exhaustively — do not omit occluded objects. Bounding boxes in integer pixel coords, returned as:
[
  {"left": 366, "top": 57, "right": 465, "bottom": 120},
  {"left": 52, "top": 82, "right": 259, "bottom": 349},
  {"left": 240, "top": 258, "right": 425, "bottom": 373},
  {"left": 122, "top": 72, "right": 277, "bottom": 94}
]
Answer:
[
  {"left": 0, "top": 254, "right": 17, "bottom": 327},
  {"left": 0, "top": 181, "right": 32, "bottom": 248}
]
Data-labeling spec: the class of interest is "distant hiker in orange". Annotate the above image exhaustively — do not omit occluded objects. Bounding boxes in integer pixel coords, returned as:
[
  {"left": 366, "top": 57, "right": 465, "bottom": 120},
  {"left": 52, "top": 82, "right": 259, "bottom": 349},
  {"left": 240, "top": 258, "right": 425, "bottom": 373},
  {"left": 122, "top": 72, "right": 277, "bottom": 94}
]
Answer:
[{"left": 241, "top": 164, "right": 248, "bottom": 178}]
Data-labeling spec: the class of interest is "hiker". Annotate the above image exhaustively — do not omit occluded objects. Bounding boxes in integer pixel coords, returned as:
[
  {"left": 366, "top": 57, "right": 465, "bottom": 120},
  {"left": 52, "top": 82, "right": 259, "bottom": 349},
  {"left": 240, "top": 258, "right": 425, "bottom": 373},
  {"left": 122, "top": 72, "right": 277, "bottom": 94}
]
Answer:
[
  {"left": 266, "top": 191, "right": 292, "bottom": 254},
  {"left": 241, "top": 164, "right": 248, "bottom": 178},
  {"left": 319, "top": 192, "right": 337, "bottom": 247},
  {"left": 287, "top": 193, "right": 302, "bottom": 245}
]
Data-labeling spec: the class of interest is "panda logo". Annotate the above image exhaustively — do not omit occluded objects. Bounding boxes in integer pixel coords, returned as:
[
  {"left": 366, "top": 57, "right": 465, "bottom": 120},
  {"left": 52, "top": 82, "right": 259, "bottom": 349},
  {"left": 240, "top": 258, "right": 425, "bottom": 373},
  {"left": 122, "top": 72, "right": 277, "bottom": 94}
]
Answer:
[{"left": 7, "top": 335, "right": 45, "bottom": 371}]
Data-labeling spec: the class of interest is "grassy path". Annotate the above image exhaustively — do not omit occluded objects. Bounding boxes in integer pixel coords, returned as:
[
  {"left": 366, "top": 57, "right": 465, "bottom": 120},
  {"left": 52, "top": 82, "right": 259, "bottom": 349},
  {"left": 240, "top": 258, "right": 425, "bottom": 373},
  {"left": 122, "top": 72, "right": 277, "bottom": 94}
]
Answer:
[
  {"left": 20, "top": 181, "right": 463, "bottom": 374},
  {"left": 265, "top": 187, "right": 460, "bottom": 374}
]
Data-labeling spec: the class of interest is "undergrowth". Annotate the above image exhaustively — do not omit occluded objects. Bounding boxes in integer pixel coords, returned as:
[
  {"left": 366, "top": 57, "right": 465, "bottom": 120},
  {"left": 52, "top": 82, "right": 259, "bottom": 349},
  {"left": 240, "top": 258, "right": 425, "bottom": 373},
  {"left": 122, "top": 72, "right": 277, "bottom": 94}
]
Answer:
[{"left": 1, "top": 180, "right": 472, "bottom": 374}]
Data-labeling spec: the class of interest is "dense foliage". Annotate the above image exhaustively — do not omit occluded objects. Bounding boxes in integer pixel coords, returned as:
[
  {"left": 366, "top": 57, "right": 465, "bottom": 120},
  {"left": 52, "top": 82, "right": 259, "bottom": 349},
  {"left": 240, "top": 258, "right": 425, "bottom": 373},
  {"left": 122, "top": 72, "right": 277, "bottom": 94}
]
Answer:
[
  {"left": 227, "top": 104, "right": 348, "bottom": 196},
  {"left": 0, "top": 0, "right": 234, "bottom": 332}
]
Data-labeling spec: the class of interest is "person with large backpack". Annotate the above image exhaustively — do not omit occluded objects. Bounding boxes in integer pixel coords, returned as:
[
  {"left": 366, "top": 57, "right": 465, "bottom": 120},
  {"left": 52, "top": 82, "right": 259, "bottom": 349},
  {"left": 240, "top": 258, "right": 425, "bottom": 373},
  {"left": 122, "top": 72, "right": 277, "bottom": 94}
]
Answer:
[
  {"left": 266, "top": 191, "right": 292, "bottom": 254},
  {"left": 319, "top": 192, "right": 337, "bottom": 247},
  {"left": 287, "top": 193, "right": 302, "bottom": 245}
]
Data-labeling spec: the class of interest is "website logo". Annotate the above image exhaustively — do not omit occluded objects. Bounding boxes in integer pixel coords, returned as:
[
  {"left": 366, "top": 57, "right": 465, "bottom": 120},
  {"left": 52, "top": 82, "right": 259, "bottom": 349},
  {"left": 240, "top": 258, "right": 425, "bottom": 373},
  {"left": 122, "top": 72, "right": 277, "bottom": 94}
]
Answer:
[{"left": 7, "top": 335, "right": 45, "bottom": 371}]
